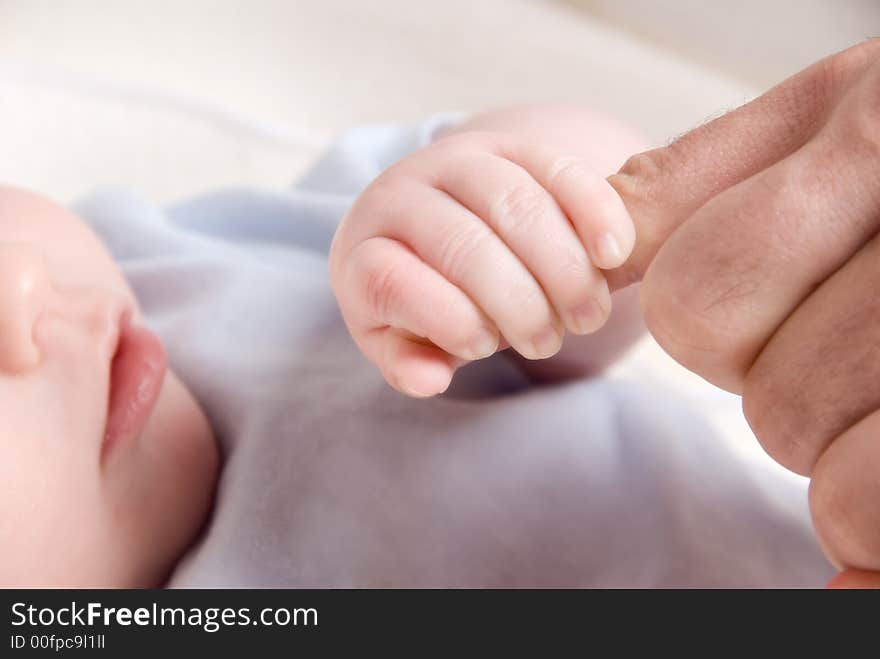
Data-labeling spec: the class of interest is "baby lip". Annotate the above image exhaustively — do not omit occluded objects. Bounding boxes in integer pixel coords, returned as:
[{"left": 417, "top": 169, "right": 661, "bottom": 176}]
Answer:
[
  {"left": 101, "top": 317, "right": 167, "bottom": 460},
  {"left": 97, "top": 303, "right": 133, "bottom": 450}
]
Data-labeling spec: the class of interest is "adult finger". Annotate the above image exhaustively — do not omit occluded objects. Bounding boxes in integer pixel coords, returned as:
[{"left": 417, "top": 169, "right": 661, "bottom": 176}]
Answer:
[
  {"left": 639, "top": 56, "right": 880, "bottom": 392},
  {"left": 605, "top": 38, "right": 880, "bottom": 292},
  {"left": 809, "top": 409, "right": 880, "bottom": 570},
  {"left": 827, "top": 569, "right": 880, "bottom": 589},
  {"left": 742, "top": 228, "right": 880, "bottom": 475}
]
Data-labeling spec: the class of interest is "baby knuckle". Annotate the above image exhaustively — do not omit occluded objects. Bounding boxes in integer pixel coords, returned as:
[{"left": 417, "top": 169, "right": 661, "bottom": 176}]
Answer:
[
  {"left": 436, "top": 224, "right": 493, "bottom": 283},
  {"left": 444, "top": 323, "right": 477, "bottom": 352},
  {"left": 516, "top": 285, "right": 557, "bottom": 328},
  {"left": 455, "top": 322, "right": 499, "bottom": 360},
  {"left": 557, "top": 250, "right": 591, "bottom": 282},
  {"left": 551, "top": 255, "right": 596, "bottom": 304},
  {"left": 360, "top": 174, "right": 399, "bottom": 207},
  {"left": 546, "top": 156, "right": 590, "bottom": 193},
  {"left": 348, "top": 178, "right": 411, "bottom": 234},
  {"left": 363, "top": 258, "right": 404, "bottom": 322},
  {"left": 489, "top": 277, "right": 552, "bottom": 335},
  {"left": 436, "top": 129, "right": 496, "bottom": 149},
  {"left": 490, "top": 183, "right": 552, "bottom": 236}
]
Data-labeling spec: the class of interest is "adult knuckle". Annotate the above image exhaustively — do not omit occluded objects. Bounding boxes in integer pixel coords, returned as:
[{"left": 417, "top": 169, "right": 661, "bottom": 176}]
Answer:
[
  {"left": 642, "top": 242, "right": 763, "bottom": 391},
  {"left": 641, "top": 247, "right": 730, "bottom": 354},
  {"left": 808, "top": 40, "right": 880, "bottom": 141},
  {"left": 742, "top": 369, "right": 817, "bottom": 476},
  {"left": 641, "top": 276, "right": 720, "bottom": 364},
  {"left": 838, "top": 72, "right": 880, "bottom": 156},
  {"left": 825, "top": 38, "right": 880, "bottom": 91},
  {"left": 697, "top": 262, "right": 782, "bottom": 343}
]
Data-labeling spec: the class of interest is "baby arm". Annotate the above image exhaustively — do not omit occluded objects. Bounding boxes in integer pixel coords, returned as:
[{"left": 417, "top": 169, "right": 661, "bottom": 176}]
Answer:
[{"left": 329, "top": 105, "right": 648, "bottom": 396}]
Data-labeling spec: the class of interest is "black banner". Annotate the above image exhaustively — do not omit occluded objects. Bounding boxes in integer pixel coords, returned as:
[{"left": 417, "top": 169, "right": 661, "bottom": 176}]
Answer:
[{"left": 0, "top": 588, "right": 874, "bottom": 653}]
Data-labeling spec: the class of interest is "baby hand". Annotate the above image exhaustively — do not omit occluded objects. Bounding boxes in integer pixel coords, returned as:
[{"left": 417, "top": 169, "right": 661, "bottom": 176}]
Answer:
[{"left": 329, "top": 130, "right": 635, "bottom": 397}]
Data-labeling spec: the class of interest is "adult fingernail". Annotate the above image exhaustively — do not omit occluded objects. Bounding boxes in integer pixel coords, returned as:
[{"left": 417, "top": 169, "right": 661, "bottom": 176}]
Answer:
[{"left": 594, "top": 232, "right": 624, "bottom": 269}]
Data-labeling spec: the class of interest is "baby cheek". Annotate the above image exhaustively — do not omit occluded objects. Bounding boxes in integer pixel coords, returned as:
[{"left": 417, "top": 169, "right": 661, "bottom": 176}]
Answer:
[
  {"left": 0, "top": 425, "right": 111, "bottom": 586},
  {"left": 145, "top": 372, "right": 217, "bottom": 499}
]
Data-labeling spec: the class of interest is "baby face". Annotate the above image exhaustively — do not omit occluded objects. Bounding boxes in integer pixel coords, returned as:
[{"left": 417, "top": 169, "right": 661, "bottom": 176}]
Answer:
[{"left": 0, "top": 186, "right": 218, "bottom": 586}]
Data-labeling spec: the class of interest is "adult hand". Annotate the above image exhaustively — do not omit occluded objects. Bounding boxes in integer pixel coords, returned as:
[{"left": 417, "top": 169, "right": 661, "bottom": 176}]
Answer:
[{"left": 603, "top": 39, "right": 880, "bottom": 577}]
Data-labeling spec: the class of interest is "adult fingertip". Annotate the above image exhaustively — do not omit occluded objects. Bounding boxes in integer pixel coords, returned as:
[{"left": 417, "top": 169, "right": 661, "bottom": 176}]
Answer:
[{"left": 826, "top": 569, "right": 880, "bottom": 589}]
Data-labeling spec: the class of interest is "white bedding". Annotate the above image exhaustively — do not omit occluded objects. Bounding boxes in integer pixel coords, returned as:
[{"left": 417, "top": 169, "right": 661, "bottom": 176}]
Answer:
[{"left": 0, "top": 0, "right": 761, "bottom": 203}]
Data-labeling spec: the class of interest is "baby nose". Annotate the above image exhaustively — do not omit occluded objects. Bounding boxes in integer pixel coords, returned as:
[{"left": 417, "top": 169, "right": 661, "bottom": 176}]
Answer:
[{"left": 0, "top": 244, "right": 52, "bottom": 373}]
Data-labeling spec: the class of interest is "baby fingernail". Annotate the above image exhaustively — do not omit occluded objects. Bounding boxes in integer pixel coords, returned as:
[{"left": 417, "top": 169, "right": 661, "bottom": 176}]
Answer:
[
  {"left": 567, "top": 299, "right": 606, "bottom": 334},
  {"left": 594, "top": 232, "right": 624, "bottom": 268},
  {"left": 399, "top": 368, "right": 450, "bottom": 398},
  {"left": 468, "top": 327, "right": 498, "bottom": 360},
  {"left": 530, "top": 324, "right": 561, "bottom": 358}
]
